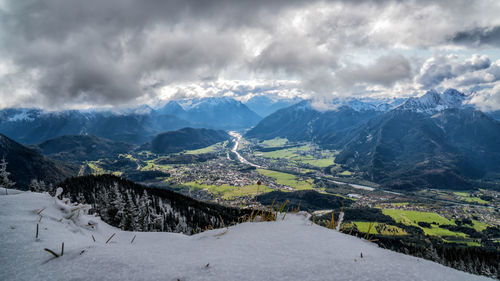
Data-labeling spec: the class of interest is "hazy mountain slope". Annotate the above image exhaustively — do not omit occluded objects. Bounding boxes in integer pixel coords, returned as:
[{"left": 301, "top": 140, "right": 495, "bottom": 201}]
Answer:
[
  {"left": 0, "top": 109, "right": 191, "bottom": 145},
  {"left": 336, "top": 97, "right": 500, "bottom": 190},
  {"left": 156, "top": 97, "right": 262, "bottom": 130},
  {"left": 245, "top": 100, "right": 381, "bottom": 144},
  {"left": 0, "top": 109, "right": 93, "bottom": 144},
  {"left": 33, "top": 135, "right": 135, "bottom": 162},
  {"left": 0, "top": 134, "right": 76, "bottom": 189},
  {"left": 245, "top": 101, "right": 321, "bottom": 141},
  {"left": 486, "top": 110, "right": 500, "bottom": 122},
  {"left": 85, "top": 113, "right": 191, "bottom": 144},
  {"left": 335, "top": 110, "right": 472, "bottom": 190},
  {"left": 244, "top": 95, "right": 302, "bottom": 117},
  {"left": 145, "top": 127, "right": 230, "bottom": 154}
]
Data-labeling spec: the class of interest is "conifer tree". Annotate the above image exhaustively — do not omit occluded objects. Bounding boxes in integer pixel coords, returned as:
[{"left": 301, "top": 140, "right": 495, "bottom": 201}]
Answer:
[
  {"left": 122, "top": 191, "right": 139, "bottom": 230},
  {"left": 0, "top": 158, "right": 15, "bottom": 195},
  {"left": 29, "top": 179, "right": 40, "bottom": 192}
]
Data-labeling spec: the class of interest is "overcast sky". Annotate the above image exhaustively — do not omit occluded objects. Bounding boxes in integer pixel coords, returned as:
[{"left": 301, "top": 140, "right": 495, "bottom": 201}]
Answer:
[{"left": 1, "top": 0, "right": 500, "bottom": 110}]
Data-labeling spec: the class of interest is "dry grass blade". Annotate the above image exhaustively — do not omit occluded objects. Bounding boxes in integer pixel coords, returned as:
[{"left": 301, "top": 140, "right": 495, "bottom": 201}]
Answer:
[
  {"left": 293, "top": 203, "right": 301, "bottom": 213},
  {"left": 214, "top": 229, "right": 229, "bottom": 237},
  {"left": 219, "top": 215, "right": 225, "bottom": 228},
  {"left": 364, "top": 222, "right": 374, "bottom": 240},
  {"left": 326, "top": 212, "right": 335, "bottom": 229},
  {"left": 44, "top": 248, "right": 59, "bottom": 258},
  {"left": 106, "top": 233, "right": 116, "bottom": 244},
  {"left": 278, "top": 200, "right": 288, "bottom": 213}
]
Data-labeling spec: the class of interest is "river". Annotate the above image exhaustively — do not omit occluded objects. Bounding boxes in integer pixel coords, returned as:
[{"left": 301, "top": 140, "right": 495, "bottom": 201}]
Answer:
[{"left": 228, "top": 131, "right": 262, "bottom": 168}]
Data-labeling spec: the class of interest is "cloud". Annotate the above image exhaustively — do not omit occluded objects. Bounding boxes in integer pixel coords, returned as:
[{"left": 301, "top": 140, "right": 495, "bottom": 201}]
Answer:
[
  {"left": 1, "top": 0, "right": 500, "bottom": 109},
  {"left": 452, "top": 26, "right": 500, "bottom": 47},
  {"left": 415, "top": 54, "right": 491, "bottom": 89},
  {"left": 469, "top": 83, "right": 500, "bottom": 111},
  {"left": 336, "top": 54, "right": 412, "bottom": 87}
]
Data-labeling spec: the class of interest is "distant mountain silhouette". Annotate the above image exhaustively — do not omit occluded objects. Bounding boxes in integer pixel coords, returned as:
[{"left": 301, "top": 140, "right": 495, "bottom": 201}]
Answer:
[{"left": 33, "top": 135, "right": 135, "bottom": 162}]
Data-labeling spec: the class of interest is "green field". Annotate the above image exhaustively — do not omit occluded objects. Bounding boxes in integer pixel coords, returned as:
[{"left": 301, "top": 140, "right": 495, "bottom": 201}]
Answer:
[
  {"left": 423, "top": 225, "right": 467, "bottom": 237},
  {"left": 260, "top": 138, "right": 289, "bottom": 148},
  {"left": 453, "top": 192, "right": 489, "bottom": 204},
  {"left": 470, "top": 219, "right": 489, "bottom": 232},
  {"left": 300, "top": 158, "right": 336, "bottom": 168},
  {"left": 382, "top": 209, "right": 454, "bottom": 225},
  {"left": 338, "top": 170, "right": 353, "bottom": 176},
  {"left": 140, "top": 159, "right": 171, "bottom": 171},
  {"left": 118, "top": 153, "right": 138, "bottom": 161},
  {"left": 256, "top": 144, "right": 338, "bottom": 168},
  {"left": 86, "top": 161, "right": 104, "bottom": 173},
  {"left": 185, "top": 144, "right": 218, "bottom": 155},
  {"left": 257, "top": 169, "right": 314, "bottom": 190},
  {"left": 352, "top": 222, "right": 407, "bottom": 236},
  {"left": 183, "top": 182, "right": 272, "bottom": 199},
  {"left": 382, "top": 209, "right": 469, "bottom": 238}
]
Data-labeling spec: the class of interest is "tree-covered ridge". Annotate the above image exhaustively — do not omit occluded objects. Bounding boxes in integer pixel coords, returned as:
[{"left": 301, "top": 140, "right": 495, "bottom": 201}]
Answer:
[{"left": 57, "top": 175, "right": 250, "bottom": 234}]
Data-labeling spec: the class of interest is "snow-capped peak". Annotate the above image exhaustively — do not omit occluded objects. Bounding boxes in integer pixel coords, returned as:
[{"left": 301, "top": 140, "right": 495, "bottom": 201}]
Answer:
[
  {"left": 178, "top": 97, "right": 239, "bottom": 110},
  {"left": 397, "top": 89, "right": 468, "bottom": 114},
  {"left": 347, "top": 99, "right": 377, "bottom": 111}
]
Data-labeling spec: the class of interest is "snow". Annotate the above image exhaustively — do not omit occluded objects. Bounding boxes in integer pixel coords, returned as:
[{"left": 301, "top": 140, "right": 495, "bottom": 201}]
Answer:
[
  {"left": 8, "top": 111, "right": 35, "bottom": 122},
  {"left": 177, "top": 97, "right": 237, "bottom": 110},
  {"left": 0, "top": 190, "right": 493, "bottom": 281},
  {"left": 397, "top": 88, "right": 469, "bottom": 114}
]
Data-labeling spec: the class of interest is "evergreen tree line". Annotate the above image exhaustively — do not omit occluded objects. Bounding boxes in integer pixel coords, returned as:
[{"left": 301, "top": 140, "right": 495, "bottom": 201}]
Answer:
[
  {"left": 377, "top": 235, "right": 499, "bottom": 279},
  {"left": 54, "top": 174, "right": 250, "bottom": 234}
]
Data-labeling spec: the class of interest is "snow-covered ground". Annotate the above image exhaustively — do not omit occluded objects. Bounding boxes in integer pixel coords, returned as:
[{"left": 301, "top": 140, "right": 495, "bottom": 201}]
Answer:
[{"left": 0, "top": 190, "right": 493, "bottom": 281}]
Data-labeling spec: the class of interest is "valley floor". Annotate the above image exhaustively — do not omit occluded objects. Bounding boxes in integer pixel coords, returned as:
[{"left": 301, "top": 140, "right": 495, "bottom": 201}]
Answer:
[{"left": 0, "top": 190, "right": 493, "bottom": 281}]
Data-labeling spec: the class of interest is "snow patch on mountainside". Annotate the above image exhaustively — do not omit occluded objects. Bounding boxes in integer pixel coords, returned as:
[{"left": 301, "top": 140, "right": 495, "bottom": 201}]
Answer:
[
  {"left": 0, "top": 190, "right": 492, "bottom": 281},
  {"left": 8, "top": 111, "right": 35, "bottom": 122},
  {"left": 397, "top": 89, "right": 470, "bottom": 114}
]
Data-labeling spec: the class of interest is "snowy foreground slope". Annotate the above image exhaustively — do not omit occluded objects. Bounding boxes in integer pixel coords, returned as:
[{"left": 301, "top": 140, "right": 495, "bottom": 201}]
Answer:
[{"left": 0, "top": 191, "right": 493, "bottom": 281}]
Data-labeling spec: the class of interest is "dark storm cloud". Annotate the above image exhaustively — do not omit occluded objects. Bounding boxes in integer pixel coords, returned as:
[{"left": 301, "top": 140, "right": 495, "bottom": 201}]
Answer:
[
  {"left": 452, "top": 26, "right": 500, "bottom": 47},
  {"left": 0, "top": 0, "right": 309, "bottom": 107}
]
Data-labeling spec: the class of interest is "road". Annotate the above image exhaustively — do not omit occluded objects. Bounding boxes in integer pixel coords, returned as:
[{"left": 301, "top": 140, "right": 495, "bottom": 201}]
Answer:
[{"left": 228, "top": 131, "right": 262, "bottom": 168}]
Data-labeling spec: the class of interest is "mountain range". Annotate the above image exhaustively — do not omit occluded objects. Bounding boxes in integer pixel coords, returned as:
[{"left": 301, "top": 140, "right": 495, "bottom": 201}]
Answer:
[
  {"left": 245, "top": 100, "right": 385, "bottom": 146},
  {"left": 0, "top": 97, "right": 263, "bottom": 145},
  {"left": 2, "top": 89, "right": 500, "bottom": 191},
  {"left": 154, "top": 97, "right": 262, "bottom": 130},
  {"left": 247, "top": 89, "right": 500, "bottom": 190}
]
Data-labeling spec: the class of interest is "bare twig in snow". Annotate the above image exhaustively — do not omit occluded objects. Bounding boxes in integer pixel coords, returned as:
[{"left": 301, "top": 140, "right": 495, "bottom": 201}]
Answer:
[{"left": 106, "top": 233, "right": 116, "bottom": 244}]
